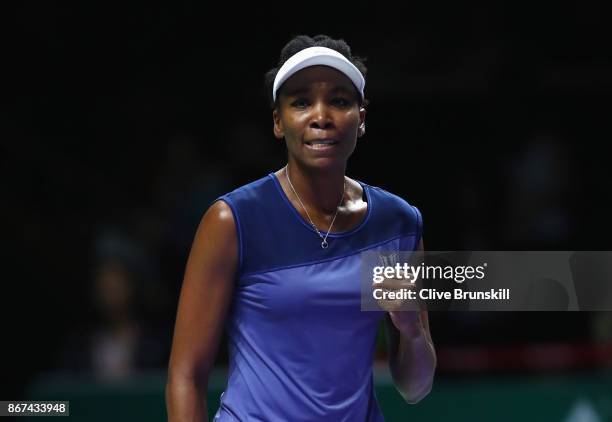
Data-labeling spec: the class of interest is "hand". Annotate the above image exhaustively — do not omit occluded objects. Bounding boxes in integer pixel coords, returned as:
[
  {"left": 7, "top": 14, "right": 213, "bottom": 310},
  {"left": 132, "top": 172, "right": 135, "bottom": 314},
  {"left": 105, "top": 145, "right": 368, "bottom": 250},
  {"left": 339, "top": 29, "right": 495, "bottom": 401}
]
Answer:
[
  {"left": 370, "top": 259, "right": 426, "bottom": 337},
  {"left": 371, "top": 268, "right": 421, "bottom": 313}
]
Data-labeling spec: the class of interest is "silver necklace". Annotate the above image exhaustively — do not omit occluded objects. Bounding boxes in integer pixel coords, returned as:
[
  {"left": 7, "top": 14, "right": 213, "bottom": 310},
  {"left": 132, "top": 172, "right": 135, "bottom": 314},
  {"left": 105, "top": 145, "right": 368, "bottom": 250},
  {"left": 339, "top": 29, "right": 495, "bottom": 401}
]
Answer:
[{"left": 285, "top": 164, "right": 345, "bottom": 249}]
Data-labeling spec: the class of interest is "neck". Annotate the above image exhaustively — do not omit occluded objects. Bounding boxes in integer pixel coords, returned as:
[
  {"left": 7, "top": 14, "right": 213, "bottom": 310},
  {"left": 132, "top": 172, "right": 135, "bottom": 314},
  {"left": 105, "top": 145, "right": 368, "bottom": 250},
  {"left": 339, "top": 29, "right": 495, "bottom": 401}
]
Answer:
[{"left": 286, "top": 161, "right": 346, "bottom": 215}]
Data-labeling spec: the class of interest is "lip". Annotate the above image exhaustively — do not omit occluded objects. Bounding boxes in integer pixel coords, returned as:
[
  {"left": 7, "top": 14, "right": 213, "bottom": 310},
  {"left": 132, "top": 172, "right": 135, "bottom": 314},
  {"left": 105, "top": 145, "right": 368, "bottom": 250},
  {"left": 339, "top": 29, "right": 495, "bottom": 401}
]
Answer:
[{"left": 304, "top": 138, "right": 339, "bottom": 151}]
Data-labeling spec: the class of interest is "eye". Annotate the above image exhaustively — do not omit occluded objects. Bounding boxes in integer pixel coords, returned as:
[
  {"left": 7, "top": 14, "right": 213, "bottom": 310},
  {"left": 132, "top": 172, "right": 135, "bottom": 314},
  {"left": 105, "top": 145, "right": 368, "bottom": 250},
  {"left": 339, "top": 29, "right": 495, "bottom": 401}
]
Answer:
[
  {"left": 331, "top": 97, "right": 351, "bottom": 107},
  {"left": 291, "top": 98, "right": 309, "bottom": 109}
]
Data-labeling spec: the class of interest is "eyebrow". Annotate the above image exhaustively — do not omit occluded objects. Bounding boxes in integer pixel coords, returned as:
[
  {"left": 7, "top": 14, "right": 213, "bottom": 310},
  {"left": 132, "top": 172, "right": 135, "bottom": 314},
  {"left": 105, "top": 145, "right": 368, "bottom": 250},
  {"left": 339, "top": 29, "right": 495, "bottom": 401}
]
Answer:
[
  {"left": 282, "top": 87, "right": 309, "bottom": 97},
  {"left": 329, "top": 86, "right": 356, "bottom": 95}
]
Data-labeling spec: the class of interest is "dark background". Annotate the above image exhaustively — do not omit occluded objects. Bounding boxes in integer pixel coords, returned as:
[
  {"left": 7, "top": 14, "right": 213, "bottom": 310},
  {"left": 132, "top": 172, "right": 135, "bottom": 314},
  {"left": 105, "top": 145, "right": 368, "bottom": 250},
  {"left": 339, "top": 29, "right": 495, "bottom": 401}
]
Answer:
[{"left": 3, "top": 0, "right": 611, "bottom": 403}]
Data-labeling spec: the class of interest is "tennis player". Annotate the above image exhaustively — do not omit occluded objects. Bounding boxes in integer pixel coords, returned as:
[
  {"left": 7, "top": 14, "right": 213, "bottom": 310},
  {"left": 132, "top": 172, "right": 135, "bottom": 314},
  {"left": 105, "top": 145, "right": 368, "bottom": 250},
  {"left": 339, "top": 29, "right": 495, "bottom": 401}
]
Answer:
[{"left": 166, "top": 34, "right": 436, "bottom": 421}]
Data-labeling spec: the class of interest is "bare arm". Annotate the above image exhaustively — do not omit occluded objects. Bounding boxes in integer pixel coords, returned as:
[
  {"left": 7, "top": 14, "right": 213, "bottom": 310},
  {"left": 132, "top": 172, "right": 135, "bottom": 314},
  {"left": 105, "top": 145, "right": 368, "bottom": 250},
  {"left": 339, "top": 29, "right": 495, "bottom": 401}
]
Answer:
[
  {"left": 166, "top": 200, "right": 238, "bottom": 422},
  {"left": 385, "top": 238, "right": 437, "bottom": 404}
]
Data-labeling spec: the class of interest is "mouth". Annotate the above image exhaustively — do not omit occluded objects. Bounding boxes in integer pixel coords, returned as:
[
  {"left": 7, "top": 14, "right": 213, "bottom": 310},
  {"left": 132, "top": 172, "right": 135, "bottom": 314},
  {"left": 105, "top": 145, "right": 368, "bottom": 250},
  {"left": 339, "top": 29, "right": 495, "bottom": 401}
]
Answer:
[{"left": 304, "top": 139, "right": 339, "bottom": 150}]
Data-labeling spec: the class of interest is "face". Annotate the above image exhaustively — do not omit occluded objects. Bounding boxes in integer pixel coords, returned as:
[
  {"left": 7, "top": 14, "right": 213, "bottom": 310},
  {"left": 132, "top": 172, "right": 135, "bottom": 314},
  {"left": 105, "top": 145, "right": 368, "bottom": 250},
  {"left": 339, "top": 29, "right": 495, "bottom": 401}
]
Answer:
[
  {"left": 94, "top": 259, "right": 133, "bottom": 316},
  {"left": 273, "top": 65, "right": 366, "bottom": 171}
]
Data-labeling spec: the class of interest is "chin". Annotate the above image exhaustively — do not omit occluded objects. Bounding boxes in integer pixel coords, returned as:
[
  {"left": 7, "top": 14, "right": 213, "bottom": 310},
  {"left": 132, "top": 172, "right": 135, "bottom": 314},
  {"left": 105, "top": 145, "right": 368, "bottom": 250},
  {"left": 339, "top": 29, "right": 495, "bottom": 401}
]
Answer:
[{"left": 301, "top": 156, "right": 349, "bottom": 172}]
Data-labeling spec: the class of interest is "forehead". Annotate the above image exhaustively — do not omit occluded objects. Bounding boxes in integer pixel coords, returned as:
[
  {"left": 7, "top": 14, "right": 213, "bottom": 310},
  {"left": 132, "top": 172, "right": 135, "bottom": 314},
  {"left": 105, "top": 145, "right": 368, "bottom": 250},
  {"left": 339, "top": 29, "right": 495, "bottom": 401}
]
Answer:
[{"left": 279, "top": 65, "right": 358, "bottom": 96}]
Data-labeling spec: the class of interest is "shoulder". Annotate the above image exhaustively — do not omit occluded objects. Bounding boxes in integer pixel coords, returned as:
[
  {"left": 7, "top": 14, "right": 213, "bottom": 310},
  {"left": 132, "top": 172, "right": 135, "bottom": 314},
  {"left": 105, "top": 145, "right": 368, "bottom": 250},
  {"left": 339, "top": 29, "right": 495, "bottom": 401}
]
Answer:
[
  {"left": 205, "top": 200, "right": 235, "bottom": 229},
  {"left": 360, "top": 180, "right": 422, "bottom": 222},
  {"left": 359, "top": 181, "right": 424, "bottom": 248},
  {"left": 193, "top": 200, "right": 237, "bottom": 257},
  {"left": 187, "top": 199, "right": 239, "bottom": 276},
  {"left": 211, "top": 174, "right": 280, "bottom": 272}
]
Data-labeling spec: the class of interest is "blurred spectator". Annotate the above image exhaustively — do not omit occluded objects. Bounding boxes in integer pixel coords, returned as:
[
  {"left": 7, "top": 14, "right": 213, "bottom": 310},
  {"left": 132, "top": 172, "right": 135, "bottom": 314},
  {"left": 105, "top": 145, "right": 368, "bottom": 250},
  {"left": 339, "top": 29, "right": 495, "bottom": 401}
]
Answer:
[
  {"left": 60, "top": 229, "right": 167, "bottom": 381},
  {"left": 90, "top": 256, "right": 142, "bottom": 380}
]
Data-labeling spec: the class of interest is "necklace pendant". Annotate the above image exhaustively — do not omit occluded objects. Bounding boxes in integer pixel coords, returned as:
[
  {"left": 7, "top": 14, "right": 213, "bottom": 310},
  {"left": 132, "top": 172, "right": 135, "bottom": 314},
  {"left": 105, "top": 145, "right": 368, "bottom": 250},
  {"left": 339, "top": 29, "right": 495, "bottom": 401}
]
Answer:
[{"left": 284, "top": 165, "right": 343, "bottom": 252}]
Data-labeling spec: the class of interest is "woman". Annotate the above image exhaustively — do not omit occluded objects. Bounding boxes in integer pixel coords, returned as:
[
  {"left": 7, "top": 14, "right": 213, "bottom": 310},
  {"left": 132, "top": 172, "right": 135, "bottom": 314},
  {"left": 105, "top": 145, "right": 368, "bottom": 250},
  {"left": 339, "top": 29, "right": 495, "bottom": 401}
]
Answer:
[{"left": 166, "top": 34, "right": 436, "bottom": 421}]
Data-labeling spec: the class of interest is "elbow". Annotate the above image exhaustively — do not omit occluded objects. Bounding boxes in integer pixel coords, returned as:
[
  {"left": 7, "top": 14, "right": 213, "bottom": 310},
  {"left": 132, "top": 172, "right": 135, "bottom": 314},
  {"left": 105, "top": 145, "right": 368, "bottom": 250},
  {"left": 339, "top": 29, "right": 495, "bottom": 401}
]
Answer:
[
  {"left": 402, "top": 379, "right": 433, "bottom": 404},
  {"left": 397, "top": 364, "right": 436, "bottom": 405},
  {"left": 167, "top": 369, "right": 208, "bottom": 391},
  {"left": 165, "top": 368, "right": 208, "bottom": 407},
  {"left": 167, "top": 359, "right": 209, "bottom": 387}
]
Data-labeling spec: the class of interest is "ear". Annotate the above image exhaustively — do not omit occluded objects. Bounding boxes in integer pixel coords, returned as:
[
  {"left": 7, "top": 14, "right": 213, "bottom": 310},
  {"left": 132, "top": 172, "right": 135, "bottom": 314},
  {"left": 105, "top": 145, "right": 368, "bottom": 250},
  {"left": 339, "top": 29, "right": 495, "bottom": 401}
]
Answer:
[
  {"left": 273, "top": 109, "right": 284, "bottom": 139},
  {"left": 357, "top": 107, "right": 366, "bottom": 138}
]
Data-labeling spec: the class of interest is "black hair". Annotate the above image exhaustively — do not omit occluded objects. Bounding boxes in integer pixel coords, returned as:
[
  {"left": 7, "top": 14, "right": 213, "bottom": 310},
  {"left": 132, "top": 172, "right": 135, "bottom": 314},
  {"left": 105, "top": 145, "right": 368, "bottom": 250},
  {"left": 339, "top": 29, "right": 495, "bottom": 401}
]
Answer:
[{"left": 264, "top": 34, "right": 368, "bottom": 109}]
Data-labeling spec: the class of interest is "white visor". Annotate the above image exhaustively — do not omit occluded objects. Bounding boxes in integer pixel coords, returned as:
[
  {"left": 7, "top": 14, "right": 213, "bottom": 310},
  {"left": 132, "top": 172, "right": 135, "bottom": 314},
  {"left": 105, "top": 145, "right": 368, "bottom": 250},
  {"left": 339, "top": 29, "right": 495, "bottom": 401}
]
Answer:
[{"left": 272, "top": 46, "right": 365, "bottom": 102}]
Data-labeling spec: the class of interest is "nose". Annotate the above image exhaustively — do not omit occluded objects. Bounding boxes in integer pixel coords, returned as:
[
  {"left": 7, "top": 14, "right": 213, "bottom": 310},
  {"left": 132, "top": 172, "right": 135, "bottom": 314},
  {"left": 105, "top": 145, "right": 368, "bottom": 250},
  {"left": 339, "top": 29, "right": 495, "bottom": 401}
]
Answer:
[{"left": 309, "top": 101, "right": 334, "bottom": 130}]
